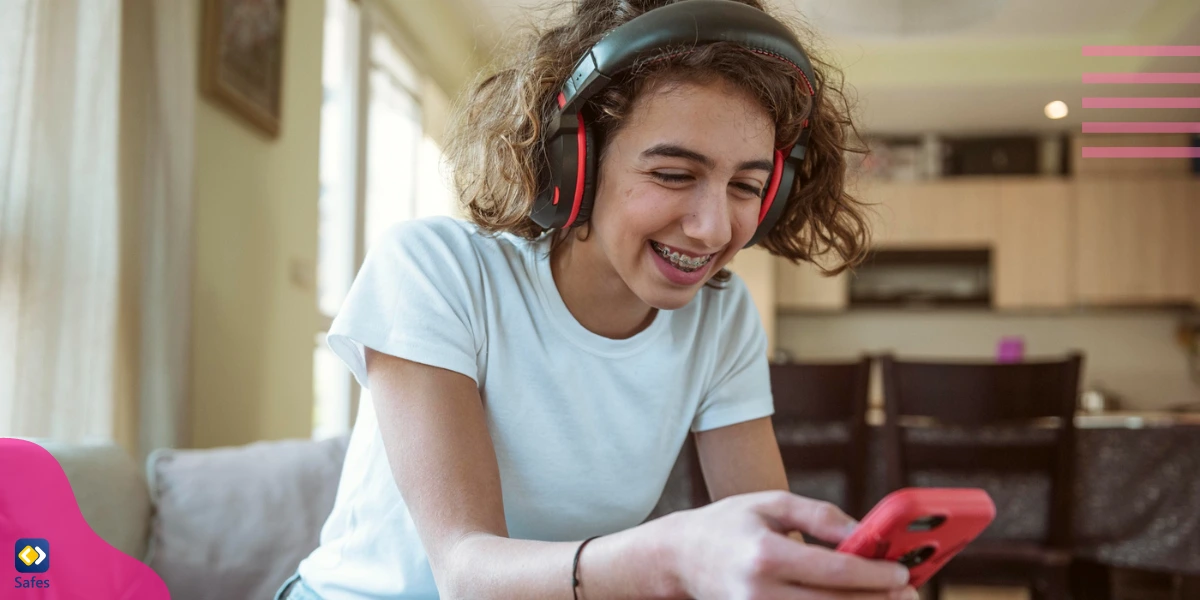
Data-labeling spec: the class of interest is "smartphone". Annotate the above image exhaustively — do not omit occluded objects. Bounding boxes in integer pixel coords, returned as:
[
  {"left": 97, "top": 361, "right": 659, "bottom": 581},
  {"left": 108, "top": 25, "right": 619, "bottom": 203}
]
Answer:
[{"left": 835, "top": 488, "right": 996, "bottom": 588}]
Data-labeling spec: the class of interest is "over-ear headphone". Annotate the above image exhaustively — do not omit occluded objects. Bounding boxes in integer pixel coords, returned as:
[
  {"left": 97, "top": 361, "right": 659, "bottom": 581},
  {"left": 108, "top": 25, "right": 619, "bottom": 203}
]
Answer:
[{"left": 530, "top": 0, "right": 818, "bottom": 248}]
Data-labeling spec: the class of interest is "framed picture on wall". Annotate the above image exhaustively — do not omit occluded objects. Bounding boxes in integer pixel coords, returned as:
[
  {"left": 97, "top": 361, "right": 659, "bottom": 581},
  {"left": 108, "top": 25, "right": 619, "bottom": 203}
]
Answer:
[{"left": 200, "top": 0, "right": 286, "bottom": 138}]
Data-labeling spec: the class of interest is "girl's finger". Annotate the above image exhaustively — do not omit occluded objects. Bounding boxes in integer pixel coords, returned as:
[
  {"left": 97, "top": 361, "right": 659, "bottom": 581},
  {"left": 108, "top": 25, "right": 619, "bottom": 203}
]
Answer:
[
  {"left": 750, "top": 491, "right": 860, "bottom": 544},
  {"left": 752, "top": 533, "right": 910, "bottom": 591}
]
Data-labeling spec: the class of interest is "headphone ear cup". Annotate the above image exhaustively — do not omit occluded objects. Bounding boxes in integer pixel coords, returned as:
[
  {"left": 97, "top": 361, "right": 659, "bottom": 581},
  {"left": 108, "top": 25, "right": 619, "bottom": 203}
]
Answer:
[
  {"left": 530, "top": 124, "right": 571, "bottom": 230},
  {"left": 569, "top": 119, "right": 598, "bottom": 227},
  {"left": 746, "top": 148, "right": 795, "bottom": 247}
]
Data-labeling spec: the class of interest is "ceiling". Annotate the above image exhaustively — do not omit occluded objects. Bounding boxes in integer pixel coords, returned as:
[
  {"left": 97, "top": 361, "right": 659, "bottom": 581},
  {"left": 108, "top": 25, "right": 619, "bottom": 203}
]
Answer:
[{"left": 449, "top": 0, "right": 1200, "bottom": 134}]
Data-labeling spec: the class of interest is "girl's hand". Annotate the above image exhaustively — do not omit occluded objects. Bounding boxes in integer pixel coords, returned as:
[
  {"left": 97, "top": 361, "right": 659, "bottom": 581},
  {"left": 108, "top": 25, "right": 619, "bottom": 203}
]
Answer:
[{"left": 666, "top": 490, "right": 918, "bottom": 600}]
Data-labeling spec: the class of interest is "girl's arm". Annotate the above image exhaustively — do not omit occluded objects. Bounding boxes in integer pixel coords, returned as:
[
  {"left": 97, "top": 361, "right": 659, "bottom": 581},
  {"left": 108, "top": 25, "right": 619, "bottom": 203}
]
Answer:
[
  {"left": 367, "top": 348, "right": 912, "bottom": 600},
  {"left": 693, "top": 416, "right": 790, "bottom": 501},
  {"left": 365, "top": 347, "right": 686, "bottom": 600}
]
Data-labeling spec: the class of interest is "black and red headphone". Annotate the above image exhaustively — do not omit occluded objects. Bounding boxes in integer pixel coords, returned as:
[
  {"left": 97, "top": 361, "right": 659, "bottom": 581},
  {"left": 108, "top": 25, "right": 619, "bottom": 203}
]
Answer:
[{"left": 529, "top": 0, "right": 818, "bottom": 248}]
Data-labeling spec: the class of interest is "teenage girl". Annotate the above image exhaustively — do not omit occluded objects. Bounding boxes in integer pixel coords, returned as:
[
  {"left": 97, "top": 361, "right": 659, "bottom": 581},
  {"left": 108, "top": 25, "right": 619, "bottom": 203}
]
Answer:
[{"left": 278, "top": 1, "right": 914, "bottom": 599}]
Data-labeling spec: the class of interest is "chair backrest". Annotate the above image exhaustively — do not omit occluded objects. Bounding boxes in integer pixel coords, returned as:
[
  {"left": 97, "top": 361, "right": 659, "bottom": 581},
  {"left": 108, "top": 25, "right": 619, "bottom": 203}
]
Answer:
[
  {"left": 769, "top": 356, "right": 872, "bottom": 518},
  {"left": 770, "top": 358, "right": 871, "bottom": 423},
  {"left": 879, "top": 352, "right": 1083, "bottom": 548}
]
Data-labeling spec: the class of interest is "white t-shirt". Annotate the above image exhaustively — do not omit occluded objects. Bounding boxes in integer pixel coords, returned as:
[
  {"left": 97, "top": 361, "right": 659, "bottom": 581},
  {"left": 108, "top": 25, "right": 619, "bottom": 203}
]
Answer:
[{"left": 297, "top": 216, "right": 774, "bottom": 599}]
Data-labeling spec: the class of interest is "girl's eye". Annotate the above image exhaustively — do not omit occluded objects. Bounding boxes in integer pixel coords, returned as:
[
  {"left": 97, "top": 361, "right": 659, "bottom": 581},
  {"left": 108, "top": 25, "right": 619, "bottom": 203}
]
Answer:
[
  {"left": 650, "top": 172, "right": 692, "bottom": 183},
  {"left": 733, "top": 182, "right": 765, "bottom": 197},
  {"left": 652, "top": 172, "right": 764, "bottom": 197}
]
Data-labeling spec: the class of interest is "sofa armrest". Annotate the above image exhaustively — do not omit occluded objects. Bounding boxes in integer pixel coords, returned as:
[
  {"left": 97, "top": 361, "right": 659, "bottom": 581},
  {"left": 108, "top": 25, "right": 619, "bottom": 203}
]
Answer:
[{"left": 32, "top": 439, "right": 152, "bottom": 561}]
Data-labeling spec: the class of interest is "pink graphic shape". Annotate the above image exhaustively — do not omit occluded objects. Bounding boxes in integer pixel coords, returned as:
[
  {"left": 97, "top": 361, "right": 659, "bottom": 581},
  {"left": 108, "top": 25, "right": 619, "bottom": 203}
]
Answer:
[
  {"left": 1082, "top": 122, "right": 1200, "bottom": 133},
  {"left": 1083, "top": 46, "right": 1200, "bottom": 56},
  {"left": 1081, "top": 147, "right": 1200, "bottom": 158},
  {"left": 0, "top": 438, "right": 171, "bottom": 600},
  {"left": 1082, "top": 73, "right": 1200, "bottom": 84},
  {"left": 1082, "top": 97, "right": 1200, "bottom": 109}
]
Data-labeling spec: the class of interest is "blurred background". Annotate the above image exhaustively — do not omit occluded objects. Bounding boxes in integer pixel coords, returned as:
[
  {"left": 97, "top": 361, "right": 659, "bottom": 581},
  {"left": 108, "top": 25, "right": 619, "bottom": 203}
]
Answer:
[{"left": 1, "top": 1, "right": 1198, "bottom": 599}]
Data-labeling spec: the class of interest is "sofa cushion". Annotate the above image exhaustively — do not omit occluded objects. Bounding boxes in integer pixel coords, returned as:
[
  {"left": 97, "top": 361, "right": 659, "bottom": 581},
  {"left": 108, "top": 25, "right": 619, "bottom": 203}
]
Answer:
[
  {"left": 145, "top": 435, "right": 349, "bottom": 600},
  {"left": 33, "top": 439, "right": 152, "bottom": 561}
]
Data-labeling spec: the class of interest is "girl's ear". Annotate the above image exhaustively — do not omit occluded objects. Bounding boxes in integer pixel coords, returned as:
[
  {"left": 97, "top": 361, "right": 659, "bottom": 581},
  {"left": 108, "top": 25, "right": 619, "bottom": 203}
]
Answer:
[{"left": 573, "top": 222, "right": 593, "bottom": 242}]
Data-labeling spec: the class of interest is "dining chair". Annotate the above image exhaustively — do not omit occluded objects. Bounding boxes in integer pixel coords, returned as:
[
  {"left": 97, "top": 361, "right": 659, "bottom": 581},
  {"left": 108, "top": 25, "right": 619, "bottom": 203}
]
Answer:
[
  {"left": 879, "top": 352, "right": 1084, "bottom": 600},
  {"left": 768, "top": 356, "right": 872, "bottom": 520}
]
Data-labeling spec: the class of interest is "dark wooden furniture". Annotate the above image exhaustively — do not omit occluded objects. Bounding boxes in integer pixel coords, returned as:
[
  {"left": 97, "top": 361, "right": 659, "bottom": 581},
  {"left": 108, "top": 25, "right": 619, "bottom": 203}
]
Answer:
[
  {"left": 879, "top": 352, "right": 1084, "bottom": 600},
  {"left": 768, "top": 357, "right": 872, "bottom": 519}
]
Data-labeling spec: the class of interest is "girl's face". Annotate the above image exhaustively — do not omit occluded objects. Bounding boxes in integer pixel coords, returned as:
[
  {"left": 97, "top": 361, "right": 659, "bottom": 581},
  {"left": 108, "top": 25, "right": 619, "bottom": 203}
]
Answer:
[{"left": 587, "top": 77, "right": 776, "bottom": 311}]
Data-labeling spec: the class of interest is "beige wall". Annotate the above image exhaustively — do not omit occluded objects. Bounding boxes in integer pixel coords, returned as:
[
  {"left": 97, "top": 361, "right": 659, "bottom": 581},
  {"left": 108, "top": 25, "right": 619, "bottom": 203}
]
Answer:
[
  {"left": 778, "top": 311, "right": 1200, "bottom": 412},
  {"left": 190, "top": 0, "right": 325, "bottom": 448}
]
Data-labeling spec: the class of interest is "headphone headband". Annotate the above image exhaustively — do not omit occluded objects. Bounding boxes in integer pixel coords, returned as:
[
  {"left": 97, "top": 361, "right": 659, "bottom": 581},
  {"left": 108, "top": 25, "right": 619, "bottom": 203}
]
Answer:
[
  {"left": 561, "top": 0, "right": 816, "bottom": 113},
  {"left": 533, "top": 0, "right": 818, "bottom": 247}
]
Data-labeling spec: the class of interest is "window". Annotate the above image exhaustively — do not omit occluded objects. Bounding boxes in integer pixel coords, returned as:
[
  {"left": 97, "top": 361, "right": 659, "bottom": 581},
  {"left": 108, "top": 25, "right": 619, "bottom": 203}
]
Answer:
[{"left": 313, "top": 0, "right": 456, "bottom": 440}]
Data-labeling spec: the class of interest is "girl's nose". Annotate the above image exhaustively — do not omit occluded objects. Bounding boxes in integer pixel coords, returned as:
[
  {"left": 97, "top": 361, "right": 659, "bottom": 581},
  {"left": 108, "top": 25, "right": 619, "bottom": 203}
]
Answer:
[{"left": 680, "top": 184, "right": 733, "bottom": 251}]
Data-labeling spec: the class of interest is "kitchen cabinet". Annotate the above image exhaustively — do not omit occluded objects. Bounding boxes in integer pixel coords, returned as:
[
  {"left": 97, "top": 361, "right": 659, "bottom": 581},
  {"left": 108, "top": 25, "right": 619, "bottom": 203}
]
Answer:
[
  {"left": 767, "top": 176, "right": 1197, "bottom": 315},
  {"left": 1194, "top": 193, "right": 1200, "bottom": 308},
  {"left": 1074, "top": 178, "right": 1198, "bottom": 305},
  {"left": 775, "top": 254, "right": 847, "bottom": 311},
  {"left": 727, "top": 246, "right": 777, "bottom": 356},
  {"left": 864, "top": 179, "right": 1000, "bottom": 249},
  {"left": 994, "top": 179, "right": 1074, "bottom": 309},
  {"left": 1195, "top": 195, "right": 1200, "bottom": 307}
]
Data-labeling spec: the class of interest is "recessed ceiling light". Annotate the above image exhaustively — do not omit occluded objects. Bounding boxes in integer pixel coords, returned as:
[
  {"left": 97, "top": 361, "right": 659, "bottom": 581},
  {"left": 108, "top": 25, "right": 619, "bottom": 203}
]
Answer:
[{"left": 1044, "top": 101, "right": 1069, "bottom": 119}]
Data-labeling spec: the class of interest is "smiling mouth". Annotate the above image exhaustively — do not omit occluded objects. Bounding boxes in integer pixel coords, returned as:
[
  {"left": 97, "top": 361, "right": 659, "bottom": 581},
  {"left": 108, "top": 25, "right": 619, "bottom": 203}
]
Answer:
[{"left": 650, "top": 241, "right": 714, "bottom": 272}]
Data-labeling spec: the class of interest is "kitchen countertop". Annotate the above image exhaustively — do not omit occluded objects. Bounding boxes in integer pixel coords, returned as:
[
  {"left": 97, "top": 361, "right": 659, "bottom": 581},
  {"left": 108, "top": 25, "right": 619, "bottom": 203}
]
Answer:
[
  {"left": 1072, "top": 410, "right": 1200, "bottom": 428},
  {"left": 862, "top": 407, "right": 1200, "bottom": 428}
]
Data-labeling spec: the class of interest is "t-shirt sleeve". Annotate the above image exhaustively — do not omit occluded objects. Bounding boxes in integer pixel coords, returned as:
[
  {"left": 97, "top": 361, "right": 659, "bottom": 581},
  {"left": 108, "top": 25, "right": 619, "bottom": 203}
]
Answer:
[
  {"left": 691, "top": 276, "right": 775, "bottom": 432},
  {"left": 325, "top": 218, "right": 483, "bottom": 390}
]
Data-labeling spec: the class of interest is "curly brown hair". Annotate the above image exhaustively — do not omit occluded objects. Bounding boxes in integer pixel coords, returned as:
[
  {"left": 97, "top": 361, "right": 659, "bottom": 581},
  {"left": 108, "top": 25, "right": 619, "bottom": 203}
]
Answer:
[{"left": 442, "top": 0, "right": 872, "bottom": 280}]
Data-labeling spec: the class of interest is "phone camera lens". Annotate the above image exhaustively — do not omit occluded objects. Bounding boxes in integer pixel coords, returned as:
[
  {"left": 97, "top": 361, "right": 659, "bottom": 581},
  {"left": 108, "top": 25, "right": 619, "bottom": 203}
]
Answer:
[
  {"left": 907, "top": 515, "right": 947, "bottom": 532},
  {"left": 898, "top": 545, "right": 937, "bottom": 568}
]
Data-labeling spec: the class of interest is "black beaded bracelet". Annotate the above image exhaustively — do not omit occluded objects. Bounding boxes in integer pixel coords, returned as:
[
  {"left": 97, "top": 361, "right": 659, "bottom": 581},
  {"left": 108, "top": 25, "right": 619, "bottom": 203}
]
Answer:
[{"left": 571, "top": 535, "right": 601, "bottom": 600}]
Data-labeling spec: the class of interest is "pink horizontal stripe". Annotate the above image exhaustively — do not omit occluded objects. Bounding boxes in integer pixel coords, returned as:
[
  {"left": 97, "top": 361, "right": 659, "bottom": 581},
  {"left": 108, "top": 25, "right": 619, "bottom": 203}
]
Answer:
[
  {"left": 1082, "top": 147, "right": 1200, "bottom": 158},
  {"left": 1083, "top": 122, "right": 1200, "bottom": 133},
  {"left": 1083, "top": 72, "right": 1200, "bottom": 84},
  {"left": 1083, "top": 97, "right": 1200, "bottom": 108},
  {"left": 1083, "top": 46, "right": 1200, "bottom": 56}
]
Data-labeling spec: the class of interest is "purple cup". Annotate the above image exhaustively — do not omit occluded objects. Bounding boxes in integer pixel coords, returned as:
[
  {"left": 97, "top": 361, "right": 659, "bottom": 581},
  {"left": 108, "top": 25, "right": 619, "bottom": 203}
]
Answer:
[{"left": 997, "top": 337, "right": 1025, "bottom": 363}]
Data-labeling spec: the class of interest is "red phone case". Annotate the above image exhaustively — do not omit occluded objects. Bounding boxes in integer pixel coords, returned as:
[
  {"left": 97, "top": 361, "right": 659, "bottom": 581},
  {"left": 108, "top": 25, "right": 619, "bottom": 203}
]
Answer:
[{"left": 835, "top": 488, "right": 996, "bottom": 588}]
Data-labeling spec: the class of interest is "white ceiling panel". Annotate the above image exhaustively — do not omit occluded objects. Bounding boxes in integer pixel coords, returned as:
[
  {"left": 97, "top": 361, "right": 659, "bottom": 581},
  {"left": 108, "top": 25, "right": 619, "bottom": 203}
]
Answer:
[{"left": 449, "top": 0, "right": 1200, "bottom": 133}]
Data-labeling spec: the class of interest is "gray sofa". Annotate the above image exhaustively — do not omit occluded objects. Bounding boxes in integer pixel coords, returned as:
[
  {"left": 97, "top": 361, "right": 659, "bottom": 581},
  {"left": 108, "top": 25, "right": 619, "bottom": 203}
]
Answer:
[{"left": 36, "top": 435, "right": 350, "bottom": 600}]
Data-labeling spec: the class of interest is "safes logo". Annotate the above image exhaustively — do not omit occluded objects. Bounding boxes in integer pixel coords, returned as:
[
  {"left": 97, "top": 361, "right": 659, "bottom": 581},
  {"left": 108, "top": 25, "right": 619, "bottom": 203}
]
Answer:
[
  {"left": 14, "top": 539, "right": 49, "bottom": 574},
  {"left": 13, "top": 538, "right": 51, "bottom": 591}
]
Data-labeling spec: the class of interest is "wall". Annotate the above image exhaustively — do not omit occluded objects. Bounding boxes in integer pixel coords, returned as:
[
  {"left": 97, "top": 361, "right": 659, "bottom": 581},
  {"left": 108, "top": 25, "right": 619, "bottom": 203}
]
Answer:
[
  {"left": 778, "top": 311, "right": 1200, "bottom": 412},
  {"left": 190, "top": 0, "right": 325, "bottom": 448}
]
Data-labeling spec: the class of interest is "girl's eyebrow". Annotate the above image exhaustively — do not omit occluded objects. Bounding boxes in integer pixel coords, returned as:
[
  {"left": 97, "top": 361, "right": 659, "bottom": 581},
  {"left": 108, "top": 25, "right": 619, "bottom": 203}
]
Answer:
[{"left": 640, "top": 143, "right": 773, "bottom": 173}]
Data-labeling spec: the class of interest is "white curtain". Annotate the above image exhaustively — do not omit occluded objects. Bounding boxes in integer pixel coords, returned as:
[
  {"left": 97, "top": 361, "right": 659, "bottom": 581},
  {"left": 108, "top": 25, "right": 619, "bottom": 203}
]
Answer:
[
  {"left": 0, "top": 0, "right": 122, "bottom": 442},
  {"left": 127, "top": 0, "right": 196, "bottom": 457},
  {"left": 0, "top": 0, "right": 195, "bottom": 456}
]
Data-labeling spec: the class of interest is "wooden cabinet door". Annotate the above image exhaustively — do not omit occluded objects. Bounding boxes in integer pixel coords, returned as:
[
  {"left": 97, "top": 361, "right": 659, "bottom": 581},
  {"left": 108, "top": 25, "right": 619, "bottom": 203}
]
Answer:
[
  {"left": 1187, "top": 182, "right": 1200, "bottom": 308},
  {"left": 1075, "top": 178, "right": 1197, "bottom": 305},
  {"left": 775, "top": 255, "right": 847, "bottom": 312},
  {"left": 1193, "top": 190, "right": 1200, "bottom": 308},
  {"left": 995, "top": 179, "right": 1074, "bottom": 309},
  {"left": 865, "top": 179, "right": 1000, "bottom": 249},
  {"left": 727, "top": 246, "right": 777, "bottom": 356}
]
